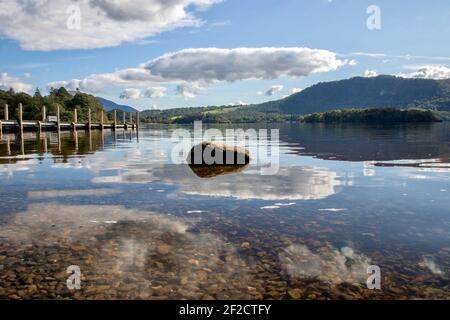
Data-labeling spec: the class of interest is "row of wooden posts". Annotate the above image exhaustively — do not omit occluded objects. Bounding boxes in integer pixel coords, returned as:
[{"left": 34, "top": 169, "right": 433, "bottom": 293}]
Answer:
[
  {"left": 0, "top": 103, "right": 140, "bottom": 135},
  {"left": 0, "top": 121, "right": 137, "bottom": 157}
]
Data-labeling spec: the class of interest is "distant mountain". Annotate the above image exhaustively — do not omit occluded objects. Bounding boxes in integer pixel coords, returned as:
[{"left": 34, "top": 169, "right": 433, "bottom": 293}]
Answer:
[
  {"left": 96, "top": 97, "right": 138, "bottom": 113},
  {"left": 138, "top": 75, "right": 450, "bottom": 123},
  {"left": 256, "top": 75, "right": 450, "bottom": 115}
]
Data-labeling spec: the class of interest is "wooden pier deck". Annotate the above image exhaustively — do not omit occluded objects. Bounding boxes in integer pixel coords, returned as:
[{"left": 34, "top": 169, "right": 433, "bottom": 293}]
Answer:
[
  {"left": 0, "top": 103, "right": 140, "bottom": 134},
  {"left": 0, "top": 120, "right": 135, "bottom": 131}
]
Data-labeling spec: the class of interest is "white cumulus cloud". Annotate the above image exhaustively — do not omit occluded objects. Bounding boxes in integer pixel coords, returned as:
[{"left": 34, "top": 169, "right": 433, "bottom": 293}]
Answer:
[
  {"left": 364, "top": 70, "right": 378, "bottom": 78},
  {"left": 265, "top": 85, "right": 284, "bottom": 96},
  {"left": 47, "top": 47, "right": 347, "bottom": 97},
  {"left": 119, "top": 88, "right": 142, "bottom": 100},
  {"left": 0, "top": 0, "right": 221, "bottom": 51},
  {"left": 399, "top": 65, "right": 450, "bottom": 80},
  {"left": 280, "top": 88, "right": 303, "bottom": 99},
  {"left": 290, "top": 87, "right": 303, "bottom": 94},
  {"left": 144, "top": 47, "right": 346, "bottom": 83},
  {"left": 47, "top": 68, "right": 163, "bottom": 93},
  {"left": 228, "top": 100, "right": 247, "bottom": 106},
  {"left": 176, "top": 83, "right": 203, "bottom": 99},
  {"left": 144, "top": 86, "right": 167, "bottom": 98},
  {"left": 0, "top": 72, "right": 33, "bottom": 93}
]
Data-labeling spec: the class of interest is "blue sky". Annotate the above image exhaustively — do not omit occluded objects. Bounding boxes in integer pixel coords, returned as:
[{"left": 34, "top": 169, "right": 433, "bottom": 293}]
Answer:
[{"left": 1, "top": 0, "right": 450, "bottom": 110}]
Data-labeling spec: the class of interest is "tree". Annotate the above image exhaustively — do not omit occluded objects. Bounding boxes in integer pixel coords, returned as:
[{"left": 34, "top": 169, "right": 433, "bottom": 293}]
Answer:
[
  {"left": 0, "top": 87, "right": 107, "bottom": 123},
  {"left": 34, "top": 88, "right": 42, "bottom": 98}
]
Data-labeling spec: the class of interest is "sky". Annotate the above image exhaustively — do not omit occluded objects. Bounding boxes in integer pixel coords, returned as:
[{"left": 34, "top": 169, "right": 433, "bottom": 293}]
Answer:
[{"left": 1, "top": 0, "right": 450, "bottom": 110}]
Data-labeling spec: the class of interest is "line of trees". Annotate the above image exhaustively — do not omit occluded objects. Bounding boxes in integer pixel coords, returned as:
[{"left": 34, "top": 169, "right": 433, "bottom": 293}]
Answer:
[
  {"left": 300, "top": 108, "right": 441, "bottom": 123},
  {"left": 0, "top": 87, "right": 108, "bottom": 122},
  {"left": 140, "top": 105, "right": 293, "bottom": 124}
]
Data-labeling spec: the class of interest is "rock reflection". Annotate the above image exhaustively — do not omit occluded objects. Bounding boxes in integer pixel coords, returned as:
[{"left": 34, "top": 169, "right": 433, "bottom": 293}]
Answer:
[{"left": 188, "top": 164, "right": 249, "bottom": 178}]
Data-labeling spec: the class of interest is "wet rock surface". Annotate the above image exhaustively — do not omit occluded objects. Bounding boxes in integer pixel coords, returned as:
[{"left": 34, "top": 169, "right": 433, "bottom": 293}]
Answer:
[
  {"left": 187, "top": 141, "right": 250, "bottom": 166},
  {"left": 187, "top": 141, "right": 251, "bottom": 178}
]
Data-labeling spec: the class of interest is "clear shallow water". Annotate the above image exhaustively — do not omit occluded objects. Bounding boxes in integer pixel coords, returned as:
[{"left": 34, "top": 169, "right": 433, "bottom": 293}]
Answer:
[{"left": 0, "top": 123, "right": 449, "bottom": 299}]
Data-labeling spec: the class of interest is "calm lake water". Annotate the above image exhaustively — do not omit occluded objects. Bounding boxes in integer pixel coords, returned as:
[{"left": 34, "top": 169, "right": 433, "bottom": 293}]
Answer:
[{"left": 0, "top": 123, "right": 449, "bottom": 299}]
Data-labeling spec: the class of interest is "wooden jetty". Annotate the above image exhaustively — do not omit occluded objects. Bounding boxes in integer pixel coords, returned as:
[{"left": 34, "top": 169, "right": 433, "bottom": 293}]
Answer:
[
  {"left": 0, "top": 125, "right": 137, "bottom": 158},
  {"left": 0, "top": 103, "right": 140, "bottom": 134}
]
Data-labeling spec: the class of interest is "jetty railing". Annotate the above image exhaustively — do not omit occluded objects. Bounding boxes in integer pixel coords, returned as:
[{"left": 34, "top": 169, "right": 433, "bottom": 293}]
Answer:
[{"left": 0, "top": 103, "right": 140, "bottom": 135}]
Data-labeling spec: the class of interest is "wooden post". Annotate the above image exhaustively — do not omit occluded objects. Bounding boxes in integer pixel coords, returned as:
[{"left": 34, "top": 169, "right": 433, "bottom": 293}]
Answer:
[
  {"left": 35, "top": 130, "right": 40, "bottom": 146},
  {"left": 136, "top": 112, "right": 140, "bottom": 130},
  {"left": 74, "top": 130, "right": 78, "bottom": 151},
  {"left": 136, "top": 111, "right": 140, "bottom": 140},
  {"left": 6, "top": 136, "right": 11, "bottom": 155},
  {"left": 130, "top": 112, "right": 133, "bottom": 128},
  {"left": 114, "top": 110, "right": 117, "bottom": 130},
  {"left": 88, "top": 108, "right": 91, "bottom": 130},
  {"left": 101, "top": 110, "right": 104, "bottom": 130},
  {"left": 0, "top": 120, "right": 2, "bottom": 137},
  {"left": 56, "top": 104, "right": 60, "bottom": 132},
  {"left": 19, "top": 103, "right": 23, "bottom": 133},
  {"left": 42, "top": 105, "right": 46, "bottom": 122},
  {"left": 43, "top": 133, "right": 47, "bottom": 153},
  {"left": 72, "top": 108, "right": 77, "bottom": 131},
  {"left": 122, "top": 111, "right": 127, "bottom": 130},
  {"left": 57, "top": 128, "right": 61, "bottom": 153},
  {"left": 89, "top": 129, "right": 92, "bottom": 151},
  {"left": 20, "top": 129, "right": 24, "bottom": 155},
  {"left": 18, "top": 103, "right": 24, "bottom": 154},
  {"left": 4, "top": 104, "right": 8, "bottom": 121}
]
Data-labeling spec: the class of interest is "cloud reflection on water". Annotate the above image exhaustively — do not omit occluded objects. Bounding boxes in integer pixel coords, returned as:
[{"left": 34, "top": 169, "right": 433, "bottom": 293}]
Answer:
[
  {"left": 279, "top": 244, "right": 371, "bottom": 285},
  {"left": 0, "top": 203, "right": 257, "bottom": 299}
]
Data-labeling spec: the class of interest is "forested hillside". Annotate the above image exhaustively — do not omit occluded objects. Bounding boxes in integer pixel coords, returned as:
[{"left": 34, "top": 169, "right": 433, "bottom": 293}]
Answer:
[
  {"left": 139, "top": 104, "right": 292, "bottom": 124},
  {"left": 257, "top": 75, "right": 450, "bottom": 115}
]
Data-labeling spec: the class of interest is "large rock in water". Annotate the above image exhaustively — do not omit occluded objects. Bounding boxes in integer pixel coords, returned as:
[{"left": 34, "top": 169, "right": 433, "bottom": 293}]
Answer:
[
  {"left": 187, "top": 141, "right": 250, "bottom": 178},
  {"left": 187, "top": 141, "right": 250, "bottom": 166}
]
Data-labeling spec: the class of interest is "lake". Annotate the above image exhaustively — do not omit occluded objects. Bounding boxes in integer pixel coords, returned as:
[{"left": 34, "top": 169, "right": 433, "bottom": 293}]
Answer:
[{"left": 0, "top": 123, "right": 449, "bottom": 299}]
